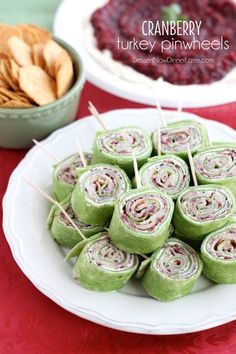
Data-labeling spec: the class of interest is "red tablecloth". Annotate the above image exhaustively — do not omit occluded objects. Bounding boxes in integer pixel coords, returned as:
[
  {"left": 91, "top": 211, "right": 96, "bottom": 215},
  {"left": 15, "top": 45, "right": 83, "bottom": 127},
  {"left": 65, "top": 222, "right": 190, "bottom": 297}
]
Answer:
[{"left": 1, "top": 82, "right": 236, "bottom": 354}]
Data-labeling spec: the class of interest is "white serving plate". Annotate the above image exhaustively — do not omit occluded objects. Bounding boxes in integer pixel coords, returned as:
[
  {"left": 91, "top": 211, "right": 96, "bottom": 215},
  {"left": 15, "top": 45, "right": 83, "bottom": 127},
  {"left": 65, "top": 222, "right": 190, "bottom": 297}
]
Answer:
[
  {"left": 3, "top": 108, "right": 236, "bottom": 334},
  {"left": 53, "top": 0, "right": 236, "bottom": 108}
]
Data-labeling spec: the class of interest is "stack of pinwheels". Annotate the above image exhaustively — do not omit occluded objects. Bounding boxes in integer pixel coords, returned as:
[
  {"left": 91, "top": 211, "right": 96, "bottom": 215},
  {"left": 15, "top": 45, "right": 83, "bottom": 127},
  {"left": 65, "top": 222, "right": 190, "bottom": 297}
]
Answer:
[{"left": 46, "top": 110, "right": 236, "bottom": 302}]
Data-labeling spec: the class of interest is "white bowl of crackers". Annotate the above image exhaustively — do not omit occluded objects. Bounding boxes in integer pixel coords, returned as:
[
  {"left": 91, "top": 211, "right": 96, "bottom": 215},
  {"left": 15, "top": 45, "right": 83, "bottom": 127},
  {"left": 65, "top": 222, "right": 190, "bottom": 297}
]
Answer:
[{"left": 0, "top": 23, "right": 85, "bottom": 149}]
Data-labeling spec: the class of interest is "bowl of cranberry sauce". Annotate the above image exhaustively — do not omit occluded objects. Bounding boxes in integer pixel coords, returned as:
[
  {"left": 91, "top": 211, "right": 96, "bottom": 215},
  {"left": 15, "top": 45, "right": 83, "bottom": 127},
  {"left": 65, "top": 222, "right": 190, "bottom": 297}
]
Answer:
[{"left": 91, "top": 0, "right": 236, "bottom": 85}]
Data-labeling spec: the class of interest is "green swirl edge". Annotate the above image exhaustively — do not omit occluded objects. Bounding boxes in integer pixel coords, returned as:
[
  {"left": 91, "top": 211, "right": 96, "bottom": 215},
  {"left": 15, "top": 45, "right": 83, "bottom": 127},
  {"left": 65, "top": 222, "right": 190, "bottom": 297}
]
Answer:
[
  {"left": 201, "top": 222, "right": 236, "bottom": 284},
  {"left": 193, "top": 144, "right": 236, "bottom": 197},
  {"left": 173, "top": 185, "right": 235, "bottom": 246},
  {"left": 47, "top": 196, "right": 104, "bottom": 248},
  {"left": 72, "top": 232, "right": 139, "bottom": 291},
  {"left": 152, "top": 119, "right": 210, "bottom": 161},
  {"left": 109, "top": 187, "right": 174, "bottom": 254},
  {"left": 71, "top": 163, "right": 131, "bottom": 225},
  {"left": 141, "top": 238, "right": 203, "bottom": 301},
  {"left": 91, "top": 126, "right": 153, "bottom": 176}
]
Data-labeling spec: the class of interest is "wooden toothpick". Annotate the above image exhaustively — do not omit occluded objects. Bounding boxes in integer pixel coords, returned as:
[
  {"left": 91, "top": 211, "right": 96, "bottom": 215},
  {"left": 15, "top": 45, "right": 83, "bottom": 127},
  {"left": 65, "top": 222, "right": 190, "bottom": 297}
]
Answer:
[
  {"left": 132, "top": 151, "right": 141, "bottom": 189},
  {"left": 22, "top": 178, "right": 86, "bottom": 240},
  {"left": 88, "top": 101, "right": 107, "bottom": 131},
  {"left": 75, "top": 139, "right": 87, "bottom": 167},
  {"left": 32, "top": 139, "right": 58, "bottom": 163},
  {"left": 157, "top": 126, "right": 161, "bottom": 156},
  {"left": 156, "top": 101, "right": 167, "bottom": 127},
  {"left": 187, "top": 144, "right": 198, "bottom": 187},
  {"left": 140, "top": 254, "right": 148, "bottom": 259}
]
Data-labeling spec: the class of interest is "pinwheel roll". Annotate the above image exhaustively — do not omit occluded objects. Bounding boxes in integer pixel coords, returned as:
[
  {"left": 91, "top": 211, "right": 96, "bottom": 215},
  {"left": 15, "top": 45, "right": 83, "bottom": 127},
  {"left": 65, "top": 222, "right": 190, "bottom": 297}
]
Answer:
[
  {"left": 141, "top": 238, "right": 202, "bottom": 301},
  {"left": 193, "top": 145, "right": 236, "bottom": 197},
  {"left": 73, "top": 232, "right": 139, "bottom": 291},
  {"left": 91, "top": 127, "right": 152, "bottom": 176},
  {"left": 201, "top": 223, "right": 236, "bottom": 284},
  {"left": 47, "top": 197, "right": 104, "bottom": 248},
  {"left": 53, "top": 153, "right": 92, "bottom": 201},
  {"left": 109, "top": 187, "right": 174, "bottom": 254},
  {"left": 136, "top": 155, "right": 190, "bottom": 200},
  {"left": 173, "top": 185, "right": 235, "bottom": 244},
  {"left": 228, "top": 213, "right": 236, "bottom": 224},
  {"left": 152, "top": 120, "right": 210, "bottom": 160},
  {"left": 71, "top": 164, "right": 131, "bottom": 225}
]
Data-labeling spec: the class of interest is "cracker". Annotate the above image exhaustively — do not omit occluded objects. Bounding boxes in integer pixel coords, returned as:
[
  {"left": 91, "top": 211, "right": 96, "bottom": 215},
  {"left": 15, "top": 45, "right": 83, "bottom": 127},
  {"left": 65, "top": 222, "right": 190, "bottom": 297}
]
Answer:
[
  {"left": 0, "top": 87, "right": 20, "bottom": 100},
  {"left": 10, "top": 59, "right": 20, "bottom": 83},
  {"left": 43, "top": 39, "right": 64, "bottom": 77},
  {"left": 28, "top": 24, "right": 51, "bottom": 42},
  {"left": 17, "top": 24, "right": 39, "bottom": 46},
  {"left": 0, "top": 77, "right": 10, "bottom": 89},
  {"left": 0, "top": 23, "right": 74, "bottom": 108},
  {"left": 13, "top": 93, "right": 33, "bottom": 104},
  {"left": 0, "top": 59, "right": 19, "bottom": 90},
  {"left": 7, "top": 36, "right": 33, "bottom": 67},
  {"left": 0, "top": 24, "right": 22, "bottom": 55},
  {"left": 56, "top": 56, "right": 74, "bottom": 98},
  {"left": 0, "top": 87, "right": 32, "bottom": 104},
  {"left": 15, "top": 90, "right": 35, "bottom": 103},
  {"left": 3, "top": 57, "right": 10, "bottom": 70},
  {"left": 17, "top": 24, "right": 51, "bottom": 46},
  {"left": 0, "top": 92, "right": 10, "bottom": 102},
  {"left": 0, "top": 99, "right": 34, "bottom": 108},
  {"left": 0, "top": 52, "right": 8, "bottom": 60},
  {"left": 19, "top": 65, "right": 56, "bottom": 105},
  {"left": 32, "top": 43, "right": 45, "bottom": 68},
  {"left": 15, "top": 90, "right": 32, "bottom": 99},
  {"left": 55, "top": 49, "right": 71, "bottom": 73}
]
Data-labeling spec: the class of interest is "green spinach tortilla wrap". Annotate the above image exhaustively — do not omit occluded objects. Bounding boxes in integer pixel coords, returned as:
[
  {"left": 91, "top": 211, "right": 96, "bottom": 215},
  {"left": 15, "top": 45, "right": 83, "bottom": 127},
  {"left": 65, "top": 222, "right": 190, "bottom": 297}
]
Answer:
[
  {"left": 201, "top": 222, "right": 236, "bottom": 284},
  {"left": 136, "top": 155, "right": 190, "bottom": 200},
  {"left": 47, "top": 197, "right": 104, "bottom": 248},
  {"left": 193, "top": 144, "right": 236, "bottom": 197},
  {"left": 91, "top": 126, "right": 152, "bottom": 176},
  {"left": 72, "top": 232, "right": 139, "bottom": 291},
  {"left": 53, "top": 153, "right": 92, "bottom": 201},
  {"left": 141, "top": 238, "right": 202, "bottom": 301},
  {"left": 109, "top": 187, "right": 174, "bottom": 254},
  {"left": 173, "top": 185, "right": 235, "bottom": 245},
  {"left": 71, "top": 164, "right": 131, "bottom": 225},
  {"left": 228, "top": 213, "right": 236, "bottom": 224},
  {"left": 152, "top": 120, "right": 210, "bottom": 160}
]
